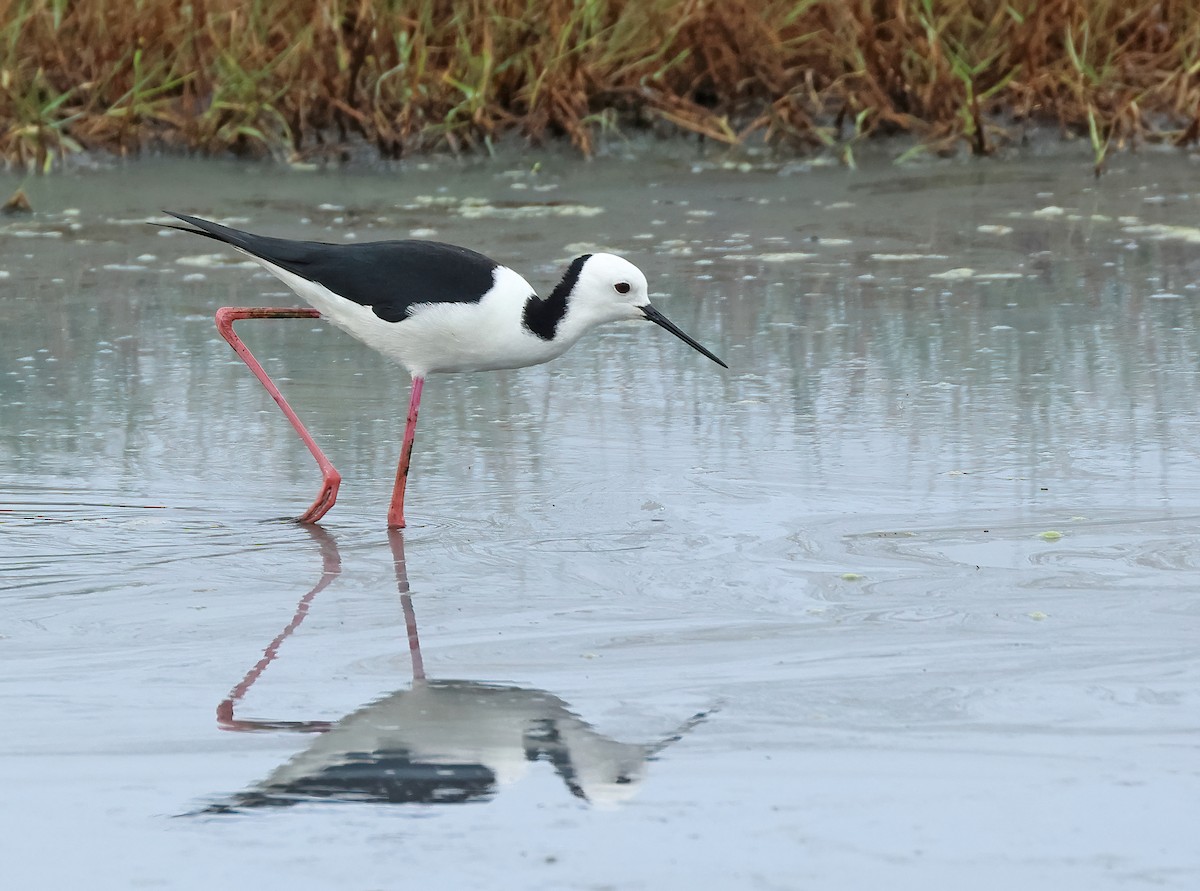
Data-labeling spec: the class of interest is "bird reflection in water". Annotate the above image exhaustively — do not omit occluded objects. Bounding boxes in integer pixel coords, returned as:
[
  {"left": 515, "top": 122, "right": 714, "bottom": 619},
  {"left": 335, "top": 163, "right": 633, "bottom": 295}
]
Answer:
[{"left": 204, "top": 529, "right": 711, "bottom": 811}]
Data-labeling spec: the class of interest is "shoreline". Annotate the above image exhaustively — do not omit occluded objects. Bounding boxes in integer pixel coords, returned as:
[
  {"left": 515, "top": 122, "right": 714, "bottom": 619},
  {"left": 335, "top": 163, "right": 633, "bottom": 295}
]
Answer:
[{"left": 3, "top": 127, "right": 1196, "bottom": 189}]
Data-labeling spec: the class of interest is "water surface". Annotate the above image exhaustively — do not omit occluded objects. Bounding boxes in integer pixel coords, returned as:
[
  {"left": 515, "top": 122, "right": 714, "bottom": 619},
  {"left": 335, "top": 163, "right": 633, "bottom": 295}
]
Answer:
[{"left": 2, "top": 149, "right": 1198, "bottom": 889}]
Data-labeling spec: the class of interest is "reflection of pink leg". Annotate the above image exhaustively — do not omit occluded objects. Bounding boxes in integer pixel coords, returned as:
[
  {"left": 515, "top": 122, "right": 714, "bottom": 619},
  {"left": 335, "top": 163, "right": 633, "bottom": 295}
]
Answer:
[
  {"left": 217, "top": 527, "right": 340, "bottom": 732},
  {"left": 387, "top": 376, "right": 425, "bottom": 529},
  {"left": 216, "top": 307, "right": 341, "bottom": 525},
  {"left": 388, "top": 529, "right": 425, "bottom": 681}
]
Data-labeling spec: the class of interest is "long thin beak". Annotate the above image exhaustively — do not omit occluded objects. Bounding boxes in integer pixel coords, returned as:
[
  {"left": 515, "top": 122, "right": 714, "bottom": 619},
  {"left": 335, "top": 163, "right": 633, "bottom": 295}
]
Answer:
[{"left": 640, "top": 304, "right": 728, "bottom": 368}]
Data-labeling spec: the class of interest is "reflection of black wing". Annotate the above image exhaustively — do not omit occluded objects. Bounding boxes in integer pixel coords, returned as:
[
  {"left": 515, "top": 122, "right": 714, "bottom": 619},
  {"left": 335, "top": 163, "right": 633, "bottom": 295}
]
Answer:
[
  {"left": 201, "top": 751, "right": 496, "bottom": 812},
  {"left": 194, "top": 678, "right": 711, "bottom": 815},
  {"left": 162, "top": 212, "right": 500, "bottom": 323}
]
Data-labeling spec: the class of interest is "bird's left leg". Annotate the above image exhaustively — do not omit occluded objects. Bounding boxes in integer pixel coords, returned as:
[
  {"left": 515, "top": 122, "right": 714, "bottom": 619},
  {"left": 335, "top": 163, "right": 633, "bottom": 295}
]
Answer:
[
  {"left": 215, "top": 307, "right": 341, "bottom": 524},
  {"left": 387, "top": 376, "right": 425, "bottom": 529}
]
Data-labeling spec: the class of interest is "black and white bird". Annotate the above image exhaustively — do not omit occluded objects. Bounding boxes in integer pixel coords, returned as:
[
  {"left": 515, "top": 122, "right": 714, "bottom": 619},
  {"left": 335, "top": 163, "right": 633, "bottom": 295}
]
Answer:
[{"left": 162, "top": 212, "right": 726, "bottom": 528}]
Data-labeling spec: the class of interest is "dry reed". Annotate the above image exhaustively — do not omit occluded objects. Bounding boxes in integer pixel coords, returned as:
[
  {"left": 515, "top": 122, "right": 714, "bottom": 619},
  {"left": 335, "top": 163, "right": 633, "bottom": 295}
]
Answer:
[{"left": 2, "top": 0, "right": 1199, "bottom": 172}]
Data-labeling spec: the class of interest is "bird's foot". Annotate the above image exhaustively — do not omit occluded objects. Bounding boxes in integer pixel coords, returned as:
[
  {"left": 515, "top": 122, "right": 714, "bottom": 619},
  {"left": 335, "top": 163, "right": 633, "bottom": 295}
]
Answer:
[{"left": 295, "top": 470, "right": 341, "bottom": 525}]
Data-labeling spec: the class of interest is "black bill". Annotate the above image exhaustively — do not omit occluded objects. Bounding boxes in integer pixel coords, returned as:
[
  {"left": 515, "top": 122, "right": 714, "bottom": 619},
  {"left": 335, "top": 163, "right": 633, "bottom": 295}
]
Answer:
[{"left": 640, "top": 304, "right": 728, "bottom": 368}]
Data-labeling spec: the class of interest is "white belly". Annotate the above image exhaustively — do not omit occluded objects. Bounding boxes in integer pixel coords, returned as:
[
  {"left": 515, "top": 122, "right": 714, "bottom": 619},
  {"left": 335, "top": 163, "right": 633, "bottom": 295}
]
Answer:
[{"left": 248, "top": 255, "right": 570, "bottom": 377}]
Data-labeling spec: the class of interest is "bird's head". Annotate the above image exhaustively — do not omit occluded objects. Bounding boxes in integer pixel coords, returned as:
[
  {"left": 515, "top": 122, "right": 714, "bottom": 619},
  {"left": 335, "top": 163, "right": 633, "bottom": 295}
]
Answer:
[
  {"left": 567, "top": 253, "right": 650, "bottom": 322},
  {"left": 568, "top": 253, "right": 727, "bottom": 368}
]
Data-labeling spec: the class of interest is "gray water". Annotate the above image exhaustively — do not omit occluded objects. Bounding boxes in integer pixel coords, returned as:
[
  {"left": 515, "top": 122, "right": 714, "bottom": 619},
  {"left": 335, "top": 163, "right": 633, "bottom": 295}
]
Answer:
[{"left": 2, "top": 148, "right": 1198, "bottom": 889}]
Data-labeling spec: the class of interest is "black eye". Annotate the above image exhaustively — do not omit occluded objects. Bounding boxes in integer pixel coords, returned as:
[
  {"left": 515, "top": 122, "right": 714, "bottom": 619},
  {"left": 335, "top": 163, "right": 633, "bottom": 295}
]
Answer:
[{"left": 615, "top": 282, "right": 631, "bottom": 294}]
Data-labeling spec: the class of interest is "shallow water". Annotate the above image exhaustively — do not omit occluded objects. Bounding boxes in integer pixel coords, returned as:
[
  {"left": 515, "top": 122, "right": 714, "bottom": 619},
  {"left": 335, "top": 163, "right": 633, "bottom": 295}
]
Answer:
[{"left": 2, "top": 149, "right": 1199, "bottom": 889}]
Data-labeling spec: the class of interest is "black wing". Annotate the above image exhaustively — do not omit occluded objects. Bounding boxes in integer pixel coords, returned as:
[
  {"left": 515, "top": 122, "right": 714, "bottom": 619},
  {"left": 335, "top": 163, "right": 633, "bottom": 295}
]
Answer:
[{"left": 162, "top": 211, "right": 500, "bottom": 322}]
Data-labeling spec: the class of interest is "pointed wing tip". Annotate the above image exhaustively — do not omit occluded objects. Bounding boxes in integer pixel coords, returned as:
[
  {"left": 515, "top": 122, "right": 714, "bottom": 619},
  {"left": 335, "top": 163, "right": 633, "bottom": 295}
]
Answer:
[{"left": 149, "top": 210, "right": 200, "bottom": 232}]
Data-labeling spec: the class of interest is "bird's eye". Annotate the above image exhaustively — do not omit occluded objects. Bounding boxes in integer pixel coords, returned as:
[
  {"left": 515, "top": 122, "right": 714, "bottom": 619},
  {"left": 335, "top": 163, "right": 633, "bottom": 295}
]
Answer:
[{"left": 614, "top": 282, "right": 631, "bottom": 294}]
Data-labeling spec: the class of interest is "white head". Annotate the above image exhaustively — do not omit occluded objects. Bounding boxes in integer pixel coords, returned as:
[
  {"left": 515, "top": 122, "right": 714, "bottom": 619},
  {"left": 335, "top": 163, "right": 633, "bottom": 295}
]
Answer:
[
  {"left": 560, "top": 253, "right": 727, "bottom": 367},
  {"left": 566, "top": 253, "right": 651, "bottom": 324}
]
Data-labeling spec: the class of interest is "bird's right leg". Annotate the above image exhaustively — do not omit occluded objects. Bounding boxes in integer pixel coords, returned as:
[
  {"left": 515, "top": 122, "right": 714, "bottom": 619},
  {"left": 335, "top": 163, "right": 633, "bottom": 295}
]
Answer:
[
  {"left": 387, "top": 375, "right": 425, "bottom": 530},
  {"left": 215, "top": 307, "right": 341, "bottom": 525}
]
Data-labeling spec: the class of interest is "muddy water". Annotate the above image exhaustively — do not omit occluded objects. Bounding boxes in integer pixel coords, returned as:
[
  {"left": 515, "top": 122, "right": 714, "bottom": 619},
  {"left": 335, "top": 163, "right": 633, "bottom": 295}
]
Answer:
[{"left": 2, "top": 149, "right": 1198, "bottom": 889}]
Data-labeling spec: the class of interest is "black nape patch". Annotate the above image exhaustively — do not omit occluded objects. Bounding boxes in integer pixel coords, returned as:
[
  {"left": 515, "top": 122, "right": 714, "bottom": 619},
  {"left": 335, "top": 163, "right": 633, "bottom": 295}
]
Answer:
[{"left": 523, "top": 254, "right": 590, "bottom": 341}]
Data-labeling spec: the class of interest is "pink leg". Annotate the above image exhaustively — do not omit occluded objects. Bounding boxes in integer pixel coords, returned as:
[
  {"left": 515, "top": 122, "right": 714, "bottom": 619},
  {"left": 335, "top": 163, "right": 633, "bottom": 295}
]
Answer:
[
  {"left": 216, "top": 307, "right": 341, "bottom": 525},
  {"left": 387, "top": 376, "right": 425, "bottom": 529}
]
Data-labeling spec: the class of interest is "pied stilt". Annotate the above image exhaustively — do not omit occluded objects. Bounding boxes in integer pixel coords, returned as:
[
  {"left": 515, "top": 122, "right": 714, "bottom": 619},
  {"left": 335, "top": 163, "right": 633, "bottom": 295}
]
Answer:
[{"left": 162, "top": 212, "right": 726, "bottom": 528}]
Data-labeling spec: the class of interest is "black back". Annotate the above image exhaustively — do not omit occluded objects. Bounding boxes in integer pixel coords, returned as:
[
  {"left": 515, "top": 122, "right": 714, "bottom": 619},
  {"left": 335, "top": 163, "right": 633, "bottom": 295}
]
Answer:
[{"left": 163, "top": 212, "right": 500, "bottom": 322}]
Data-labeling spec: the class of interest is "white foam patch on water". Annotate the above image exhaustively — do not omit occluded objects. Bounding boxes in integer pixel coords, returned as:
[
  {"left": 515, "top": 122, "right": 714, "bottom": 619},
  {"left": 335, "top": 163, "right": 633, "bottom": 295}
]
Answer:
[
  {"left": 930, "top": 267, "right": 975, "bottom": 280},
  {"left": 1122, "top": 223, "right": 1200, "bottom": 243},
  {"left": 456, "top": 203, "right": 604, "bottom": 220},
  {"left": 871, "top": 253, "right": 951, "bottom": 261},
  {"left": 977, "top": 224, "right": 1013, "bottom": 235},
  {"left": 725, "top": 252, "right": 817, "bottom": 262},
  {"left": 175, "top": 255, "right": 259, "bottom": 268},
  {"left": 561, "top": 243, "right": 620, "bottom": 258}
]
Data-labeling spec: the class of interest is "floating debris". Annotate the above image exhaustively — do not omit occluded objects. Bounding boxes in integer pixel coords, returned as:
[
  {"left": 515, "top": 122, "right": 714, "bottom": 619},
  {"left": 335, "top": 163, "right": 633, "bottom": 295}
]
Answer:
[{"left": 2, "top": 188, "right": 32, "bottom": 214}]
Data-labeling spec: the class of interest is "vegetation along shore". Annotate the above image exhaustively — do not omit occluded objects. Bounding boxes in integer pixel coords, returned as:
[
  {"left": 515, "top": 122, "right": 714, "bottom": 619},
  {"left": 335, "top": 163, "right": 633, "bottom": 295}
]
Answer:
[{"left": 3, "top": 0, "right": 1200, "bottom": 172}]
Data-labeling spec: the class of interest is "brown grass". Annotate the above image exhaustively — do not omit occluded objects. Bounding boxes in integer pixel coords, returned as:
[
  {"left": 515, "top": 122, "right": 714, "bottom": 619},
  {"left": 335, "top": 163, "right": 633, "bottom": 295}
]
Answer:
[{"left": 3, "top": 0, "right": 1199, "bottom": 171}]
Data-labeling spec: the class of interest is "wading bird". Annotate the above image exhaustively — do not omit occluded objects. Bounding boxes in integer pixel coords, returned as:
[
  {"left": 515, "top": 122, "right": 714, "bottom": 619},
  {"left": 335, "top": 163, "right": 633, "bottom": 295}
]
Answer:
[{"left": 162, "top": 212, "right": 726, "bottom": 528}]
